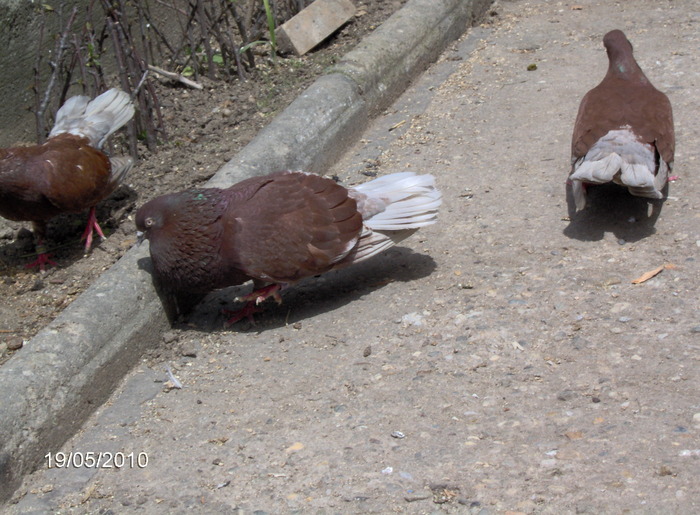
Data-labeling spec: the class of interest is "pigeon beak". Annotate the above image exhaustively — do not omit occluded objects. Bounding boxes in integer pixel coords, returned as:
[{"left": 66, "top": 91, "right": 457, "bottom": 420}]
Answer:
[{"left": 136, "top": 231, "right": 145, "bottom": 246}]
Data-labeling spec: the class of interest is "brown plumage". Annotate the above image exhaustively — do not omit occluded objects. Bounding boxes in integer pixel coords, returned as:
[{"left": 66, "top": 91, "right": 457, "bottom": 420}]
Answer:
[
  {"left": 569, "top": 29, "right": 675, "bottom": 211},
  {"left": 0, "top": 88, "right": 135, "bottom": 269},
  {"left": 136, "top": 171, "right": 442, "bottom": 324}
]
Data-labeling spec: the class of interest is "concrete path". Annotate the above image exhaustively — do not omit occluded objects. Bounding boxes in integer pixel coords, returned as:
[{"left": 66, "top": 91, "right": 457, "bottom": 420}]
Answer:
[{"left": 6, "top": 0, "right": 700, "bottom": 513}]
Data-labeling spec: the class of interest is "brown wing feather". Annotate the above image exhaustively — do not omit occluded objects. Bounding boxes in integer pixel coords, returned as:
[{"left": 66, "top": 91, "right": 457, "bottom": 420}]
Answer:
[
  {"left": 0, "top": 133, "right": 113, "bottom": 222},
  {"left": 572, "top": 79, "right": 674, "bottom": 162},
  {"left": 224, "top": 172, "right": 363, "bottom": 284}
]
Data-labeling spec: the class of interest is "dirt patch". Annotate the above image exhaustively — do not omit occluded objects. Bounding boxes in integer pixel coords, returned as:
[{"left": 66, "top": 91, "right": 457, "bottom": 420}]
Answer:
[{"left": 0, "top": 0, "right": 407, "bottom": 363}]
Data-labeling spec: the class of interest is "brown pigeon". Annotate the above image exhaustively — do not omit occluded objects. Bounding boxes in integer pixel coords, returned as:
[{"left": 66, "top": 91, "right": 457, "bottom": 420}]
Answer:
[
  {"left": 0, "top": 88, "right": 135, "bottom": 269},
  {"left": 569, "top": 29, "right": 675, "bottom": 211},
  {"left": 136, "top": 171, "right": 442, "bottom": 324}
]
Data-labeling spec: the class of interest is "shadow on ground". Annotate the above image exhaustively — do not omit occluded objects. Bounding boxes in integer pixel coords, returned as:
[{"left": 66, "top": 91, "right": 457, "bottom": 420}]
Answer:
[
  {"left": 167, "top": 246, "right": 439, "bottom": 332},
  {"left": 563, "top": 182, "right": 665, "bottom": 242}
]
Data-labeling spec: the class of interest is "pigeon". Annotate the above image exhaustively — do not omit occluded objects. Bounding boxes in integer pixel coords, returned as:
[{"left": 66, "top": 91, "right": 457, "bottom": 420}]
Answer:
[
  {"left": 0, "top": 88, "right": 135, "bottom": 269},
  {"left": 569, "top": 29, "right": 674, "bottom": 211},
  {"left": 136, "top": 170, "right": 442, "bottom": 324}
]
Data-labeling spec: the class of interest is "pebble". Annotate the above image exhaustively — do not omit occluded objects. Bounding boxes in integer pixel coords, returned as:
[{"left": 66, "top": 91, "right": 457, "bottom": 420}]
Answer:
[
  {"left": 401, "top": 312, "right": 424, "bottom": 327},
  {"left": 7, "top": 338, "right": 24, "bottom": 351},
  {"left": 181, "top": 346, "right": 197, "bottom": 358},
  {"left": 557, "top": 390, "right": 576, "bottom": 401},
  {"left": 691, "top": 326, "right": 700, "bottom": 333},
  {"left": 162, "top": 331, "right": 179, "bottom": 344}
]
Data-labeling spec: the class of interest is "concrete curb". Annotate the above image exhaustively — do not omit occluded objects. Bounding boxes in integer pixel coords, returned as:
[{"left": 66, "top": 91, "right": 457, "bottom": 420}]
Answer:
[{"left": 0, "top": 0, "right": 492, "bottom": 502}]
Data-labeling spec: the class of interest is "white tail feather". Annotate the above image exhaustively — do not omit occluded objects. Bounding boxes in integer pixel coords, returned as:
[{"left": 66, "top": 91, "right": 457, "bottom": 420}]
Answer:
[
  {"left": 337, "top": 172, "right": 441, "bottom": 266},
  {"left": 569, "top": 128, "right": 668, "bottom": 210},
  {"left": 49, "top": 88, "right": 135, "bottom": 148},
  {"left": 109, "top": 156, "right": 134, "bottom": 187},
  {"left": 351, "top": 172, "right": 442, "bottom": 230}
]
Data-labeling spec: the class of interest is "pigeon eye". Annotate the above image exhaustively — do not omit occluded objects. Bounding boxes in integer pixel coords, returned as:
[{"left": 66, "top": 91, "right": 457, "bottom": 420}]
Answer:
[{"left": 145, "top": 217, "right": 155, "bottom": 228}]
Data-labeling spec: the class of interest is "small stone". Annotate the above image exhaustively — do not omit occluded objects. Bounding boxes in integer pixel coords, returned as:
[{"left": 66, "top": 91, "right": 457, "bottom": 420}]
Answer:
[
  {"left": 363, "top": 345, "right": 372, "bottom": 357},
  {"left": 401, "top": 312, "right": 424, "bottom": 327},
  {"left": 391, "top": 431, "right": 405, "bottom": 439},
  {"left": 181, "top": 346, "right": 197, "bottom": 358},
  {"left": 7, "top": 338, "right": 24, "bottom": 351},
  {"left": 527, "top": 63, "right": 537, "bottom": 71},
  {"left": 557, "top": 390, "right": 576, "bottom": 401},
  {"left": 690, "top": 326, "right": 700, "bottom": 334},
  {"left": 658, "top": 465, "right": 674, "bottom": 476},
  {"left": 162, "top": 331, "right": 179, "bottom": 344}
]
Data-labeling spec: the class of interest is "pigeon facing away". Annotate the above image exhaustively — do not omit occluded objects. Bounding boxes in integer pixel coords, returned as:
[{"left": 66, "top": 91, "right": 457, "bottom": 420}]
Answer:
[
  {"left": 569, "top": 29, "right": 674, "bottom": 211},
  {"left": 136, "top": 171, "right": 442, "bottom": 324},
  {"left": 0, "top": 88, "right": 135, "bottom": 269}
]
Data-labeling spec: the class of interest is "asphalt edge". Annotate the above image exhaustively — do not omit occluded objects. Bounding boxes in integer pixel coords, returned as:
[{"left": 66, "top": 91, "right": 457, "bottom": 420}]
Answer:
[{"left": 0, "top": 0, "right": 492, "bottom": 503}]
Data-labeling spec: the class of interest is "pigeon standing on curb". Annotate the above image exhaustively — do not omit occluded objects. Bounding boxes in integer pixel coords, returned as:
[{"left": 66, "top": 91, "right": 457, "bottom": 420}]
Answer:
[
  {"left": 136, "top": 171, "right": 442, "bottom": 324},
  {"left": 0, "top": 88, "right": 135, "bottom": 269},
  {"left": 569, "top": 29, "right": 675, "bottom": 211}
]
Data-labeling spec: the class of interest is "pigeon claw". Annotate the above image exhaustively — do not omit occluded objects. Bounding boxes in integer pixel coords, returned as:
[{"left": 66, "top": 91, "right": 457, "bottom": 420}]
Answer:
[
  {"left": 223, "top": 302, "right": 262, "bottom": 326},
  {"left": 25, "top": 245, "right": 58, "bottom": 272},
  {"left": 236, "top": 284, "right": 283, "bottom": 306}
]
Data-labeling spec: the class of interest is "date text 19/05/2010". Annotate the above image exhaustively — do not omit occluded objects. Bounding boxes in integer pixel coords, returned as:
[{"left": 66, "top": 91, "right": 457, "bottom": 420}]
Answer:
[{"left": 45, "top": 451, "right": 148, "bottom": 469}]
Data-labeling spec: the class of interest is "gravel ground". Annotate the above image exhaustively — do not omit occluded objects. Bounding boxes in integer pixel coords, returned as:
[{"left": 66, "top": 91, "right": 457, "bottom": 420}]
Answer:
[{"left": 7, "top": 0, "right": 700, "bottom": 513}]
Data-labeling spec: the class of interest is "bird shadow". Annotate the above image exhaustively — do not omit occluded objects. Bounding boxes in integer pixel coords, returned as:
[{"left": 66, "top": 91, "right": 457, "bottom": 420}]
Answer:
[
  {"left": 563, "top": 181, "right": 666, "bottom": 242},
  {"left": 148, "top": 246, "right": 437, "bottom": 333}
]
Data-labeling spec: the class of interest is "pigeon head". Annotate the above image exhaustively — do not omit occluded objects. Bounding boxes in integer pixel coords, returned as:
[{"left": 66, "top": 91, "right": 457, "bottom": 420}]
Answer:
[
  {"left": 135, "top": 193, "right": 176, "bottom": 243},
  {"left": 602, "top": 29, "right": 645, "bottom": 81},
  {"left": 603, "top": 29, "right": 632, "bottom": 55}
]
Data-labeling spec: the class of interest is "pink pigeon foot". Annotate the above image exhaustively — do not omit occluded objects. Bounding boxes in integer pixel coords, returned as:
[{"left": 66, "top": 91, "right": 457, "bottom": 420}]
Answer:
[
  {"left": 25, "top": 243, "right": 58, "bottom": 272},
  {"left": 236, "top": 284, "right": 283, "bottom": 305},
  {"left": 223, "top": 284, "right": 284, "bottom": 326},
  {"left": 81, "top": 207, "right": 107, "bottom": 253},
  {"left": 223, "top": 301, "right": 263, "bottom": 326}
]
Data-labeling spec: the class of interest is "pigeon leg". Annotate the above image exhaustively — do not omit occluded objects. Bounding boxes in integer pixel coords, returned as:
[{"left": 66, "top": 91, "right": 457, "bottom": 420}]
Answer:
[
  {"left": 81, "top": 207, "right": 107, "bottom": 252},
  {"left": 236, "top": 284, "right": 283, "bottom": 305},
  {"left": 25, "top": 241, "right": 58, "bottom": 272}
]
